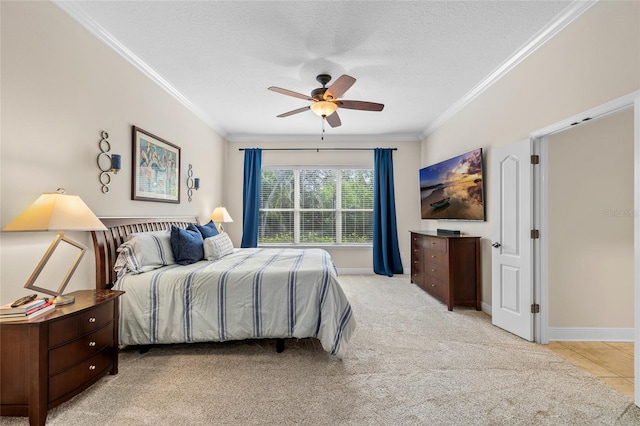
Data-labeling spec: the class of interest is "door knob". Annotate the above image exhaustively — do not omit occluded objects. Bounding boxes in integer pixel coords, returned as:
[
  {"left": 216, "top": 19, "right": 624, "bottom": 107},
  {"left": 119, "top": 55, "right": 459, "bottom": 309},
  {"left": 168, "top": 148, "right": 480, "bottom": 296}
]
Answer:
[{"left": 492, "top": 242, "right": 501, "bottom": 248}]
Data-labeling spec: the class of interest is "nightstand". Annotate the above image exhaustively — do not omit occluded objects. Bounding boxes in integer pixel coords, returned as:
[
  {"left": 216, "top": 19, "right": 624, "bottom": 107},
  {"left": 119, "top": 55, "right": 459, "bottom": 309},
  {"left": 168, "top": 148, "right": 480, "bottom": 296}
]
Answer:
[{"left": 0, "top": 290, "right": 124, "bottom": 426}]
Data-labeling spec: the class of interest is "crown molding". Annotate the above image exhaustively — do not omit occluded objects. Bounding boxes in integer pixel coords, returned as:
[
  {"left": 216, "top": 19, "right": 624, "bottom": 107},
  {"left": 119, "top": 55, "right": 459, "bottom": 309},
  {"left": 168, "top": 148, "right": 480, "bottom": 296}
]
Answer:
[
  {"left": 53, "top": 0, "right": 596, "bottom": 144},
  {"left": 225, "top": 133, "right": 421, "bottom": 143},
  {"left": 51, "top": 0, "right": 228, "bottom": 139},
  {"left": 419, "top": 0, "right": 599, "bottom": 140}
]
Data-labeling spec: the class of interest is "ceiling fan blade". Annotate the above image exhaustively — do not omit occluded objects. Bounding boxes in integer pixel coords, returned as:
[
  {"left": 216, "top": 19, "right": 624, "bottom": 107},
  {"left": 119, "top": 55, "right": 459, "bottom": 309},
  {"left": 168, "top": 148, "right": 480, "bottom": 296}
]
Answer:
[
  {"left": 324, "top": 74, "right": 356, "bottom": 100},
  {"left": 277, "top": 106, "right": 310, "bottom": 118},
  {"left": 337, "top": 100, "right": 384, "bottom": 111},
  {"left": 326, "top": 111, "right": 342, "bottom": 128},
  {"left": 268, "top": 86, "right": 313, "bottom": 101}
]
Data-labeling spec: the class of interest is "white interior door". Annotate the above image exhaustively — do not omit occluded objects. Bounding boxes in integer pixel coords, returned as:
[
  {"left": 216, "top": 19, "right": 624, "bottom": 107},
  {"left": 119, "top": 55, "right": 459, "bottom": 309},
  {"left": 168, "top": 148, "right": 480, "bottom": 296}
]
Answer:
[{"left": 491, "top": 139, "right": 534, "bottom": 340}]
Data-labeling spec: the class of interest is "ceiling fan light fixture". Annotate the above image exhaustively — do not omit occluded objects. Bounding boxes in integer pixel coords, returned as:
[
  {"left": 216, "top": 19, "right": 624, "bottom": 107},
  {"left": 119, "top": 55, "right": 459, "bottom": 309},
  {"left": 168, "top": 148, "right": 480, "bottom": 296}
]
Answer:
[{"left": 310, "top": 101, "right": 337, "bottom": 117}]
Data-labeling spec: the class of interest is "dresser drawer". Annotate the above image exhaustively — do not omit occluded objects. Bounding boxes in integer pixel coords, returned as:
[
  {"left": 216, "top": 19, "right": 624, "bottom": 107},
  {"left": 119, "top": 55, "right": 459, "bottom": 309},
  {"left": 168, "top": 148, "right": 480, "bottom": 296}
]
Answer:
[
  {"left": 425, "top": 261, "right": 449, "bottom": 282},
  {"left": 424, "top": 276, "right": 448, "bottom": 301},
  {"left": 49, "top": 301, "right": 114, "bottom": 347},
  {"left": 423, "top": 236, "right": 447, "bottom": 253},
  {"left": 411, "top": 272, "right": 424, "bottom": 288},
  {"left": 48, "top": 349, "right": 112, "bottom": 402},
  {"left": 49, "top": 322, "right": 114, "bottom": 375},
  {"left": 424, "top": 249, "right": 448, "bottom": 267}
]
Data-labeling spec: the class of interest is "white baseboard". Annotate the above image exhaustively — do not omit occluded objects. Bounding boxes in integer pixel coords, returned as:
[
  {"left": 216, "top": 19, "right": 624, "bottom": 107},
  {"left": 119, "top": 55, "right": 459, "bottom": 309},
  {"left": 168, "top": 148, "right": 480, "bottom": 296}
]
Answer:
[
  {"left": 337, "top": 268, "right": 373, "bottom": 275},
  {"left": 481, "top": 301, "right": 492, "bottom": 316},
  {"left": 337, "top": 268, "right": 411, "bottom": 275},
  {"left": 548, "top": 327, "right": 634, "bottom": 342}
]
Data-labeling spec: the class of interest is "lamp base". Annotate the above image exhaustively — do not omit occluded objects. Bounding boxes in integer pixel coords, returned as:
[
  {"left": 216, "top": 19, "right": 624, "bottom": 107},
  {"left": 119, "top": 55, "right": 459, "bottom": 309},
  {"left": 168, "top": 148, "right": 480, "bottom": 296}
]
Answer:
[{"left": 53, "top": 294, "right": 75, "bottom": 306}]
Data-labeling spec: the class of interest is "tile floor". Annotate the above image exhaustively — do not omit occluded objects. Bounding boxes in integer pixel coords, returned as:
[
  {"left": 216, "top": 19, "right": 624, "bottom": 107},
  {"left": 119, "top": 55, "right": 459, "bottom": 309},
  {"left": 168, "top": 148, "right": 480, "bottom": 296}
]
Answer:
[{"left": 548, "top": 341, "right": 634, "bottom": 398}]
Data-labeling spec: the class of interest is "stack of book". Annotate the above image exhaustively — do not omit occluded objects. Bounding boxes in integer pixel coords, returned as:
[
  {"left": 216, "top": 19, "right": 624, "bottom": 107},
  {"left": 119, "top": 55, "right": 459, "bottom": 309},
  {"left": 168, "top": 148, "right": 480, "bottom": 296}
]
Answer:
[{"left": 0, "top": 298, "right": 55, "bottom": 321}]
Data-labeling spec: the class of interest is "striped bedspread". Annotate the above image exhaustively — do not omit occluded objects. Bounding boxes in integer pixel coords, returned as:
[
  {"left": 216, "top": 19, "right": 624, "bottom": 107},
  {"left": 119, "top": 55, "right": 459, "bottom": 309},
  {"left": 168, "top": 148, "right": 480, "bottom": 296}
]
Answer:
[{"left": 114, "top": 248, "right": 355, "bottom": 357}]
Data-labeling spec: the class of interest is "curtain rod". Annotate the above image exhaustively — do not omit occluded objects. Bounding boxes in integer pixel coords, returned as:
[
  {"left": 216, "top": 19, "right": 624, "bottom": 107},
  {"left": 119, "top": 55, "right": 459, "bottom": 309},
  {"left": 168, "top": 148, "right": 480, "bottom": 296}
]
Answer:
[{"left": 238, "top": 148, "right": 397, "bottom": 152}]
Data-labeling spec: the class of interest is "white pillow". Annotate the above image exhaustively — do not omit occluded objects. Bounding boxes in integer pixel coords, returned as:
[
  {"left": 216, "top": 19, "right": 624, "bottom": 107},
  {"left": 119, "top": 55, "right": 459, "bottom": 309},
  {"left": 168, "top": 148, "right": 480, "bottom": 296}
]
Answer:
[
  {"left": 204, "top": 233, "right": 234, "bottom": 261},
  {"left": 115, "top": 230, "right": 175, "bottom": 274}
]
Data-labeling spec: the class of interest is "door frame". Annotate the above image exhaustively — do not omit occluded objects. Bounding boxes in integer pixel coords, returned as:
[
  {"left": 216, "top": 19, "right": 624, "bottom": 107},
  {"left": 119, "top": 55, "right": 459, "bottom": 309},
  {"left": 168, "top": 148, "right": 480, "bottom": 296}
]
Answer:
[{"left": 529, "top": 90, "right": 639, "bottom": 405}]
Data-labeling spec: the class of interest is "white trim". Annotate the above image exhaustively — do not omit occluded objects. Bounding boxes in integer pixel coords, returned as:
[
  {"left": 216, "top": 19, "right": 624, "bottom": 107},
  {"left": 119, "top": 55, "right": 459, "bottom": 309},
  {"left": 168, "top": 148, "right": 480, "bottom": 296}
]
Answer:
[
  {"left": 531, "top": 91, "right": 639, "bottom": 138},
  {"left": 337, "top": 268, "right": 374, "bottom": 275},
  {"left": 420, "top": 0, "right": 598, "bottom": 139},
  {"left": 336, "top": 269, "right": 411, "bottom": 275},
  {"left": 536, "top": 136, "right": 550, "bottom": 344},
  {"left": 481, "top": 301, "right": 492, "bottom": 316},
  {"left": 227, "top": 133, "right": 420, "bottom": 143},
  {"left": 534, "top": 91, "right": 639, "bottom": 346},
  {"left": 532, "top": 90, "right": 639, "bottom": 407},
  {"left": 548, "top": 327, "right": 634, "bottom": 342},
  {"left": 51, "top": 0, "right": 227, "bottom": 139},
  {"left": 634, "top": 95, "right": 640, "bottom": 405}
]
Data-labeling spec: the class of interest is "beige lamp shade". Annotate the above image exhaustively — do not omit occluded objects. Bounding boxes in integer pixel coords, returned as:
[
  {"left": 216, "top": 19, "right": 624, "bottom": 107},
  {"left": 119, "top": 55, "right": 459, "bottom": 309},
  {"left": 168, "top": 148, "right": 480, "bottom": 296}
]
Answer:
[
  {"left": 3, "top": 190, "right": 107, "bottom": 232},
  {"left": 210, "top": 206, "right": 233, "bottom": 224},
  {"left": 2, "top": 190, "right": 106, "bottom": 306}
]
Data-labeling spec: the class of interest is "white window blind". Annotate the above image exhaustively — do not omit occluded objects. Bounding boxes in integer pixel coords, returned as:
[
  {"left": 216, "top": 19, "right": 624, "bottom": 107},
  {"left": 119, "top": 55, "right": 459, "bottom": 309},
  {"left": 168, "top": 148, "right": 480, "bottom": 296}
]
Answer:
[{"left": 259, "top": 168, "right": 373, "bottom": 245}]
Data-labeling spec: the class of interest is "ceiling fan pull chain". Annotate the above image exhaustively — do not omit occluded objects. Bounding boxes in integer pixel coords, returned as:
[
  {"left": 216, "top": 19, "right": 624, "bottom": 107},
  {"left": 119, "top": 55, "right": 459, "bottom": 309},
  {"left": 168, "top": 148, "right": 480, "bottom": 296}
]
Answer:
[{"left": 321, "top": 117, "right": 325, "bottom": 141}]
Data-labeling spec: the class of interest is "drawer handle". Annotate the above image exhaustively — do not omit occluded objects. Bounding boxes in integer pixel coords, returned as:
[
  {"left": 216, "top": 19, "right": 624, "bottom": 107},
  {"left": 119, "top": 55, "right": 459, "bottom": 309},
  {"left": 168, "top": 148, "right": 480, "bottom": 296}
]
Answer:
[
  {"left": 88, "top": 317, "right": 96, "bottom": 323},
  {"left": 88, "top": 365, "right": 96, "bottom": 371},
  {"left": 88, "top": 341, "right": 96, "bottom": 347},
  {"left": 431, "top": 255, "right": 436, "bottom": 258},
  {"left": 431, "top": 269, "right": 436, "bottom": 272},
  {"left": 431, "top": 284, "right": 436, "bottom": 287},
  {"left": 431, "top": 242, "right": 436, "bottom": 245}
]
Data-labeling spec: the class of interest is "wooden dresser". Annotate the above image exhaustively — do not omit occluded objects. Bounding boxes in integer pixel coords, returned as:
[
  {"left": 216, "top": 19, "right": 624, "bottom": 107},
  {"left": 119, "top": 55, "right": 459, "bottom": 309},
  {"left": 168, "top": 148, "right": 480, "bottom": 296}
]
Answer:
[
  {"left": 0, "top": 290, "right": 124, "bottom": 426},
  {"left": 410, "top": 231, "right": 481, "bottom": 311}
]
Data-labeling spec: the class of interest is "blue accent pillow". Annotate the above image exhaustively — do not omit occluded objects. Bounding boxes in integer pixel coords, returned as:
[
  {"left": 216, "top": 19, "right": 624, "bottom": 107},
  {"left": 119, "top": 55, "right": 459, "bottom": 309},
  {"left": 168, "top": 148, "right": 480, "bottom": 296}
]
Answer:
[
  {"left": 194, "top": 221, "right": 219, "bottom": 238},
  {"left": 170, "top": 225, "right": 204, "bottom": 265}
]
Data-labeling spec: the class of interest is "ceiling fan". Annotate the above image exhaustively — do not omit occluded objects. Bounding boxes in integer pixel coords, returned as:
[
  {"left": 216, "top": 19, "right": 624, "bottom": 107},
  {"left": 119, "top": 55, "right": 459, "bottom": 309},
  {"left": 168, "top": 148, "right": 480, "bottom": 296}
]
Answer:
[{"left": 268, "top": 74, "right": 384, "bottom": 128}]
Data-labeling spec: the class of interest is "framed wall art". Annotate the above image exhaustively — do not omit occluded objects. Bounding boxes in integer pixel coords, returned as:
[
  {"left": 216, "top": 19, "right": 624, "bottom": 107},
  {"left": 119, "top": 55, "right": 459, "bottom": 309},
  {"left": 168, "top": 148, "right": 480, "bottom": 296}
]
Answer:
[{"left": 132, "top": 126, "right": 181, "bottom": 203}]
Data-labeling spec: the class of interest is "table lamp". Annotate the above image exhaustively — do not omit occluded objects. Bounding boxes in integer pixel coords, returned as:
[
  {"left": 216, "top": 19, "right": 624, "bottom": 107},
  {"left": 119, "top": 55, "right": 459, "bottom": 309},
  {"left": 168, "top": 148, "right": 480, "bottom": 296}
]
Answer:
[
  {"left": 210, "top": 206, "right": 233, "bottom": 232},
  {"left": 3, "top": 189, "right": 107, "bottom": 305}
]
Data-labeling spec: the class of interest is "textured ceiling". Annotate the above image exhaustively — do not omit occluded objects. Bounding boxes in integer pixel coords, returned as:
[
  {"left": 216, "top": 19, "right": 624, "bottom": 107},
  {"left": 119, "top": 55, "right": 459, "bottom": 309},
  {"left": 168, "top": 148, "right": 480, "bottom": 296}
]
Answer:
[{"left": 54, "top": 1, "right": 584, "bottom": 142}]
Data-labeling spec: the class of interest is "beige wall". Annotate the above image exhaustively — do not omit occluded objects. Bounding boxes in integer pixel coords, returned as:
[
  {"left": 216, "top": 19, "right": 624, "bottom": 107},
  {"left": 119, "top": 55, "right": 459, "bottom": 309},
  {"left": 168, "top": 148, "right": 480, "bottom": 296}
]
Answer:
[
  {"left": 421, "top": 1, "right": 640, "bottom": 308},
  {"left": 224, "top": 140, "right": 421, "bottom": 271},
  {"left": 548, "top": 110, "right": 634, "bottom": 328},
  {"left": 0, "top": 1, "right": 225, "bottom": 304}
]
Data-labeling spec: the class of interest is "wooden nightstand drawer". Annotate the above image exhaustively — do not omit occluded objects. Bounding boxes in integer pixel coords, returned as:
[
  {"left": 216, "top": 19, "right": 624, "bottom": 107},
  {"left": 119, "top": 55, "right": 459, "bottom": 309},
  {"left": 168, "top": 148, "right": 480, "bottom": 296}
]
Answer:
[
  {"left": 49, "top": 349, "right": 112, "bottom": 402},
  {"left": 49, "top": 300, "right": 113, "bottom": 347},
  {"left": 1, "top": 290, "right": 123, "bottom": 426},
  {"left": 49, "top": 322, "right": 114, "bottom": 375}
]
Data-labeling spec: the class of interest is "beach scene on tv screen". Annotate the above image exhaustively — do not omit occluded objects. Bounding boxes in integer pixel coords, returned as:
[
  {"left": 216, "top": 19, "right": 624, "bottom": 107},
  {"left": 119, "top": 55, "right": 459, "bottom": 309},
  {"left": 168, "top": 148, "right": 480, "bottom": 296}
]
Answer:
[{"left": 420, "top": 148, "right": 484, "bottom": 220}]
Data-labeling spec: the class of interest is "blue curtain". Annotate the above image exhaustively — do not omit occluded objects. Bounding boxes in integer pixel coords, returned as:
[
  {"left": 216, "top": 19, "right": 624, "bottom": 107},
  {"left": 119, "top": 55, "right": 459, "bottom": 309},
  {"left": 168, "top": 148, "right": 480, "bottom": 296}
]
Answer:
[
  {"left": 241, "top": 148, "right": 262, "bottom": 248},
  {"left": 373, "top": 148, "right": 403, "bottom": 276}
]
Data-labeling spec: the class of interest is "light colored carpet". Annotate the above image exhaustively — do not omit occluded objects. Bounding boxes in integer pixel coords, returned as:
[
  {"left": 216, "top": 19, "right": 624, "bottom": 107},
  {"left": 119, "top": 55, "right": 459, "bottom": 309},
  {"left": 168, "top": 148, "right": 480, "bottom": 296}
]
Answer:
[{"left": 3, "top": 275, "right": 639, "bottom": 425}]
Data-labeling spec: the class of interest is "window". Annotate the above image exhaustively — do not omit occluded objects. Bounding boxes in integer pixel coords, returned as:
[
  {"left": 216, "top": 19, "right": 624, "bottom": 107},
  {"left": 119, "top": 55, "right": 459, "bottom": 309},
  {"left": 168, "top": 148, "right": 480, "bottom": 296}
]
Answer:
[{"left": 259, "top": 168, "right": 373, "bottom": 245}]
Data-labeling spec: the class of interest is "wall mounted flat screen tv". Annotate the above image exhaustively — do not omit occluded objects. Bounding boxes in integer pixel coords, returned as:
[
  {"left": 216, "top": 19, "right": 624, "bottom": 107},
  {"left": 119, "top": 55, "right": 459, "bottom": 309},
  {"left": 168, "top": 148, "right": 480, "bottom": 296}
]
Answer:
[{"left": 420, "top": 148, "right": 485, "bottom": 221}]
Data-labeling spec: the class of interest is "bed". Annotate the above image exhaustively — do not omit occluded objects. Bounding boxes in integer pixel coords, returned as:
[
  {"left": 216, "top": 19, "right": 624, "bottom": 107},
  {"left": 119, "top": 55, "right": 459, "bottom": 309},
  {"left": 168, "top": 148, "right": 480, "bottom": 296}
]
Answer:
[{"left": 91, "top": 217, "right": 355, "bottom": 357}]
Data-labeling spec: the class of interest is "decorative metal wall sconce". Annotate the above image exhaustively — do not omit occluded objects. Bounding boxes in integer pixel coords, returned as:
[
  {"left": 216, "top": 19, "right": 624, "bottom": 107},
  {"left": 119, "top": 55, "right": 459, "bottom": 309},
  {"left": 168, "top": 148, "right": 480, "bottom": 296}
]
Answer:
[
  {"left": 186, "top": 164, "right": 200, "bottom": 202},
  {"left": 97, "top": 130, "right": 121, "bottom": 193}
]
